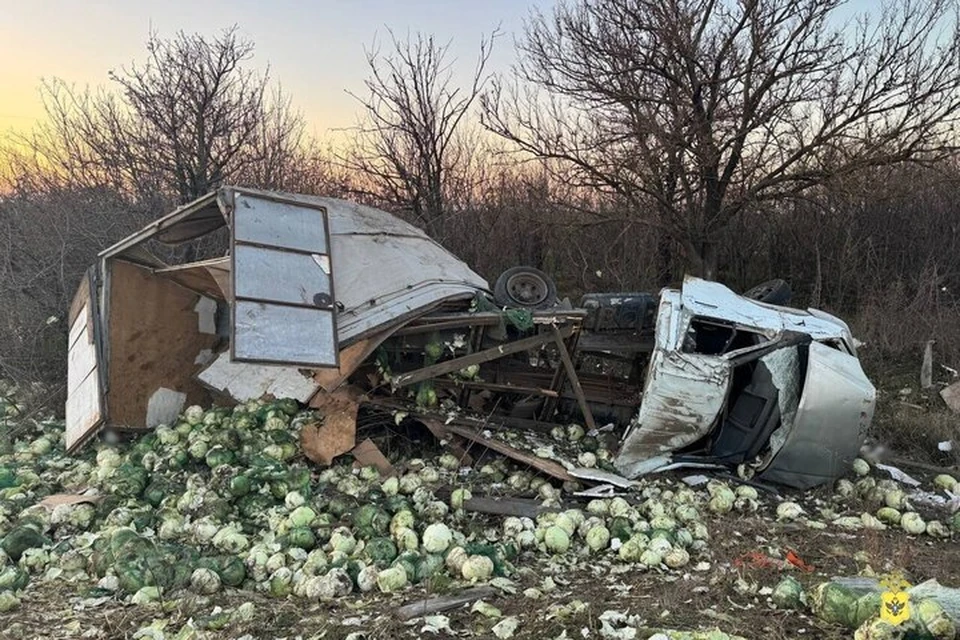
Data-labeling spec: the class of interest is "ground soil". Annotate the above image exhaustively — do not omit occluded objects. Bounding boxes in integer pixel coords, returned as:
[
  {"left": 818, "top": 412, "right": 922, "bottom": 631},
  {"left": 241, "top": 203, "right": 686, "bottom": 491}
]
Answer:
[{"left": 3, "top": 504, "right": 958, "bottom": 640}]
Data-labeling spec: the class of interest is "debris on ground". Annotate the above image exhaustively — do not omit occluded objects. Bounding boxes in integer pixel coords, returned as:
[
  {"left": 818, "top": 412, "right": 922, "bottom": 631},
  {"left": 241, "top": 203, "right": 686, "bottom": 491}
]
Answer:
[{"left": 3, "top": 375, "right": 960, "bottom": 639}]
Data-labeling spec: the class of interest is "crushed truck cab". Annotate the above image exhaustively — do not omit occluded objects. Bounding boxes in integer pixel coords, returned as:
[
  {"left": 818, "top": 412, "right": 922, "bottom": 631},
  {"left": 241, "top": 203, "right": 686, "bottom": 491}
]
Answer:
[{"left": 614, "top": 277, "right": 876, "bottom": 489}]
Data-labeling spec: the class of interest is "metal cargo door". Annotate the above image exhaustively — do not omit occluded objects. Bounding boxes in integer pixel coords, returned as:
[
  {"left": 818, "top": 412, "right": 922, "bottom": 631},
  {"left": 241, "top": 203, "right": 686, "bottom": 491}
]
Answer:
[
  {"left": 229, "top": 192, "right": 339, "bottom": 368},
  {"left": 65, "top": 266, "right": 106, "bottom": 452}
]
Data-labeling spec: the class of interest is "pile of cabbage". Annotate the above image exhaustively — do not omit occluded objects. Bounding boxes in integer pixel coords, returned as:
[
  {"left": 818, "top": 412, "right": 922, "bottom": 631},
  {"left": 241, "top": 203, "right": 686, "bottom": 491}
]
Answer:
[
  {"left": 768, "top": 458, "right": 960, "bottom": 538},
  {"left": 0, "top": 397, "right": 720, "bottom": 609},
  {"left": 2, "top": 382, "right": 958, "bottom": 620}
]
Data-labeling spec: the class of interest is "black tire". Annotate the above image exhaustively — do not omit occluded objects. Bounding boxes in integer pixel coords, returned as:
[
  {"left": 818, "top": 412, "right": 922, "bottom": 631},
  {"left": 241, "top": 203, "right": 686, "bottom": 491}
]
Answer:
[
  {"left": 493, "top": 266, "right": 559, "bottom": 310},
  {"left": 743, "top": 278, "right": 792, "bottom": 305}
]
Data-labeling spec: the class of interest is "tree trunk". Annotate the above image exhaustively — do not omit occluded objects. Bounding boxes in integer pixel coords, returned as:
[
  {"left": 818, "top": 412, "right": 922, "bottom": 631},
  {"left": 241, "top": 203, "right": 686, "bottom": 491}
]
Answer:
[
  {"left": 701, "top": 241, "right": 718, "bottom": 281},
  {"left": 655, "top": 230, "right": 673, "bottom": 288},
  {"left": 686, "top": 239, "right": 718, "bottom": 281}
]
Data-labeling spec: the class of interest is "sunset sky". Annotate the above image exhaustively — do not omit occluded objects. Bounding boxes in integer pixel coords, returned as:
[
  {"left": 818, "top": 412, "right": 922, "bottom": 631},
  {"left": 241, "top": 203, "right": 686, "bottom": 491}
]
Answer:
[{"left": 0, "top": 0, "right": 876, "bottom": 141}]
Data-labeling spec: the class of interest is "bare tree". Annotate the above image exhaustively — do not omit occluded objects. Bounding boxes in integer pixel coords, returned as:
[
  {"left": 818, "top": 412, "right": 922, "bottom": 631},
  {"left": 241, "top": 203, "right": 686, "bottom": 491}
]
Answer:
[
  {"left": 22, "top": 26, "right": 305, "bottom": 204},
  {"left": 483, "top": 0, "right": 960, "bottom": 278},
  {"left": 342, "top": 29, "right": 499, "bottom": 239}
]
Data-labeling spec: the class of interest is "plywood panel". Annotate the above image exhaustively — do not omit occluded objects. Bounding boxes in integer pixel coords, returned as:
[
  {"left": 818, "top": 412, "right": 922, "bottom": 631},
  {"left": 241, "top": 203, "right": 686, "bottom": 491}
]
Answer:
[
  {"left": 155, "top": 258, "right": 230, "bottom": 301},
  {"left": 65, "top": 367, "right": 102, "bottom": 452},
  {"left": 105, "top": 260, "right": 219, "bottom": 428}
]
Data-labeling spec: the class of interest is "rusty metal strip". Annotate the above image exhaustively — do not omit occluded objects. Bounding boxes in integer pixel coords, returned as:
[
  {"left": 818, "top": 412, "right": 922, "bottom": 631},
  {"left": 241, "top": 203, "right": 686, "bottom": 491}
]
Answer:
[
  {"left": 391, "top": 325, "right": 574, "bottom": 389},
  {"left": 433, "top": 378, "right": 559, "bottom": 398},
  {"left": 550, "top": 325, "right": 597, "bottom": 432},
  {"left": 444, "top": 424, "right": 574, "bottom": 482}
]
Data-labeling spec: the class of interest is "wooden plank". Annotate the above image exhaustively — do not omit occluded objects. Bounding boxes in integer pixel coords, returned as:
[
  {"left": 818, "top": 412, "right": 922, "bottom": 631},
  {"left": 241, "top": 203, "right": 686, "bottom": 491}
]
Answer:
[
  {"left": 37, "top": 494, "right": 103, "bottom": 508},
  {"left": 68, "top": 302, "right": 90, "bottom": 349},
  {"left": 445, "top": 424, "right": 574, "bottom": 482},
  {"left": 551, "top": 325, "right": 597, "bottom": 432},
  {"left": 393, "top": 317, "right": 502, "bottom": 336},
  {"left": 392, "top": 325, "right": 574, "bottom": 389},
  {"left": 540, "top": 331, "right": 574, "bottom": 421},
  {"left": 66, "top": 293, "right": 104, "bottom": 453},
  {"left": 405, "top": 310, "right": 588, "bottom": 326},
  {"left": 154, "top": 258, "right": 230, "bottom": 300},
  {"left": 312, "top": 333, "right": 392, "bottom": 393},
  {"left": 68, "top": 269, "right": 92, "bottom": 329},
  {"left": 396, "top": 587, "right": 497, "bottom": 621},
  {"left": 462, "top": 495, "right": 560, "bottom": 518},
  {"left": 67, "top": 324, "right": 98, "bottom": 396},
  {"left": 198, "top": 351, "right": 318, "bottom": 402},
  {"left": 105, "top": 260, "right": 219, "bottom": 428},
  {"left": 206, "top": 263, "right": 232, "bottom": 301},
  {"left": 421, "top": 418, "right": 474, "bottom": 466},
  {"left": 351, "top": 438, "right": 397, "bottom": 477}
]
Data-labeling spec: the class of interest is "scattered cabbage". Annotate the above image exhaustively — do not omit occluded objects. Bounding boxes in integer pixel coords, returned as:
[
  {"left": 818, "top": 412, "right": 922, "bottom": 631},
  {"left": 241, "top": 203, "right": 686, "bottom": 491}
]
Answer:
[
  {"left": 663, "top": 548, "right": 690, "bottom": 569},
  {"left": 422, "top": 523, "right": 452, "bottom": 554},
  {"left": 0, "top": 591, "right": 19, "bottom": 612},
  {"left": 851, "top": 458, "right": 870, "bottom": 476},
  {"left": 376, "top": 565, "right": 408, "bottom": 592},
  {"left": 585, "top": 526, "right": 610, "bottom": 553},
  {"left": 776, "top": 502, "right": 804, "bottom": 521},
  {"left": 450, "top": 488, "right": 472, "bottom": 510},
  {"left": 933, "top": 474, "right": 958, "bottom": 492},
  {"left": 461, "top": 555, "right": 494, "bottom": 581},
  {"left": 190, "top": 568, "right": 221, "bottom": 595},
  {"left": 901, "top": 512, "right": 926, "bottom": 535},
  {"left": 916, "top": 598, "right": 956, "bottom": 638},
  {"left": 356, "top": 565, "right": 378, "bottom": 592},
  {"left": 445, "top": 547, "right": 469, "bottom": 575},
  {"left": 269, "top": 567, "right": 293, "bottom": 597},
  {"left": 438, "top": 453, "right": 460, "bottom": 471},
  {"left": 884, "top": 490, "right": 905, "bottom": 509},
  {"left": 834, "top": 479, "right": 855, "bottom": 497},
  {"left": 876, "top": 507, "right": 902, "bottom": 525},
  {"left": 544, "top": 526, "right": 570, "bottom": 554},
  {"left": 770, "top": 576, "right": 804, "bottom": 609}
]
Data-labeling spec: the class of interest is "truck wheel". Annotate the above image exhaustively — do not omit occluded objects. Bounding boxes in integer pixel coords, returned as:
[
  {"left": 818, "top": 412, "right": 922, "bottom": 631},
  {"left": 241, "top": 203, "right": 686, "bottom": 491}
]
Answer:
[
  {"left": 743, "top": 279, "right": 792, "bottom": 305},
  {"left": 493, "top": 266, "right": 558, "bottom": 310}
]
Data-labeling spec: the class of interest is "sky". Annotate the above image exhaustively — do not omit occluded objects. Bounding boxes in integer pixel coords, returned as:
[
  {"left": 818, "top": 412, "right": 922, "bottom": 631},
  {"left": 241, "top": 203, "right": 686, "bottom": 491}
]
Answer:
[
  {"left": 0, "top": 0, "right": 876, "bottom": 141},
  {"left": 0, "top": 0, "right": 550, "bottom": 140}
]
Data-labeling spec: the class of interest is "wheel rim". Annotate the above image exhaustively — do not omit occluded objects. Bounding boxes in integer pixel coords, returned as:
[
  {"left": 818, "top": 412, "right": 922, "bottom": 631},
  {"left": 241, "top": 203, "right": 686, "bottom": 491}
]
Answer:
[{"left": 506, "top": 273, "right": 549, "bottom": 305}]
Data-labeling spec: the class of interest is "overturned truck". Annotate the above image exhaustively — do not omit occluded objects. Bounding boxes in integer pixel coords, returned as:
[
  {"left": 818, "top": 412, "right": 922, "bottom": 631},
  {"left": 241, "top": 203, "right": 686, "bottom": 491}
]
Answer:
[{"left": 66, "top": 186, "right": 876, "bottom": 490}]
